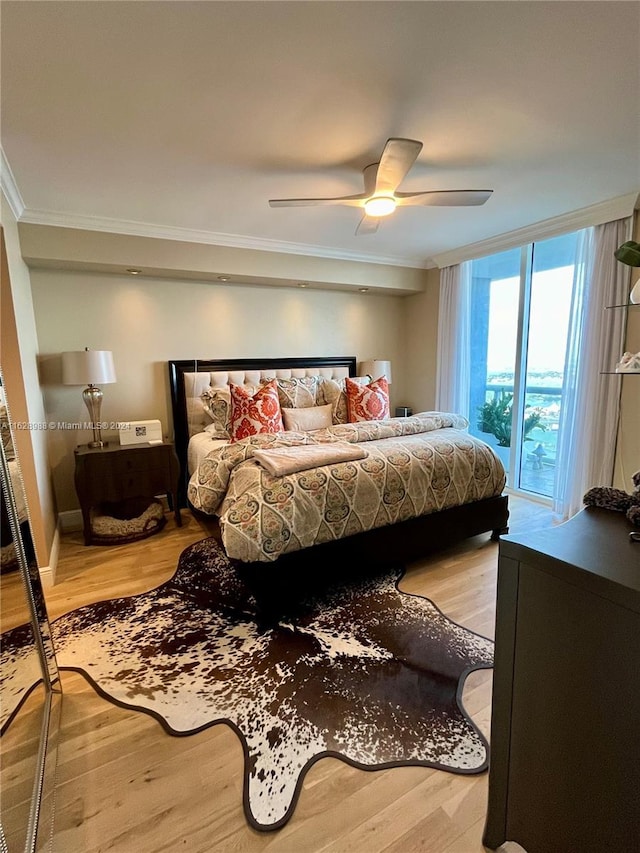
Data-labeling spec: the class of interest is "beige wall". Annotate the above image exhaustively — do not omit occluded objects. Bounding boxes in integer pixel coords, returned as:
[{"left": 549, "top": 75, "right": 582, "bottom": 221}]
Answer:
[
  {"left": 19, "top": 223, "right": 427, "bottom": 295},
  {"left": 401, "top": 267, "right": 441, "bottom": 413},
  {"left": 30, "top": 269, "right": 407, "bottom": 511},
  {"left": 1, "top": 195, "right": 57, "bottom": 567}
]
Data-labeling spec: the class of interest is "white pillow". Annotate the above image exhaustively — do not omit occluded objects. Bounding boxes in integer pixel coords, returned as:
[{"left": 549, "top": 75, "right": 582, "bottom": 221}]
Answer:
[{"left": 282, "top": 403, "right": 333, "bottom": 432}]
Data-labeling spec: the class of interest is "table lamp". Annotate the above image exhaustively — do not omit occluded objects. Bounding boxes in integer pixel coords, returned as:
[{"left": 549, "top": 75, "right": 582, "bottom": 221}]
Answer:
[
  {"left": 360, "top": 359, "right": 392, "bottom": 384},
  {"left": 62, "top": 349, "right": 116, "bottom": 448}
]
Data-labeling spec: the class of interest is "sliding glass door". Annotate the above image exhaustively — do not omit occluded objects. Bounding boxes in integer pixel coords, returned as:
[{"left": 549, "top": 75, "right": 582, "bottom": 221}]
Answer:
[{"left": 468, "top": 232, "right": 580, "bottom": 499}]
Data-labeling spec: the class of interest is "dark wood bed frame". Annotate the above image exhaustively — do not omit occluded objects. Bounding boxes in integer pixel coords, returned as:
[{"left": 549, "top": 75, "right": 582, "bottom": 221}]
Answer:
[{"left": 168, "top": 356, "right": 509, "bottom": 610}]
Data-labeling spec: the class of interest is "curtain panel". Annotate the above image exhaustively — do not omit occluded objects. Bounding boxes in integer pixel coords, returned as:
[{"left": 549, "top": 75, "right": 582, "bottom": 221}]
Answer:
[
  {"left": 553, "top": 216, "right": 632, "bottom": 521},
  {"left": 435, "top": 261, "right": 472, "bottom": 419}
]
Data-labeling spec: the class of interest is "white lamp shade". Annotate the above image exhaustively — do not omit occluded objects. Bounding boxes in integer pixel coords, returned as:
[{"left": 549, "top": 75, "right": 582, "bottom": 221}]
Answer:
[
  {"left": 62, "top": 350, "right": 116, "bottom": 385},
  {"left": 360, "top": 359, "right": 392, "bottom": 384}
]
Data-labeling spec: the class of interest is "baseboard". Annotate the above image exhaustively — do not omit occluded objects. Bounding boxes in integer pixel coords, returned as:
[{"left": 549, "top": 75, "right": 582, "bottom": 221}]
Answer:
[
  {"left": 58, "top": 508, "right": 83, "bottom": 533},
  {"left": 40, "top": 525, "right": 60, "bottom": 587}
]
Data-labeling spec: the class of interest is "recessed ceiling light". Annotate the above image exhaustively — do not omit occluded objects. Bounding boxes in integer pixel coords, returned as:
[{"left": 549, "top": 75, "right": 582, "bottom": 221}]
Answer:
[
  {"left": 126, "top": 268, "right": 141, "bottom": 275},
  {"left": 359, "top": 287, "right": 369, "bottom": 293},
  {"left": 298, "top": 282, "right": 308, "bottom": 288},
  {"left": 217, "top": 275, "right": 230, "bottom": 282}
]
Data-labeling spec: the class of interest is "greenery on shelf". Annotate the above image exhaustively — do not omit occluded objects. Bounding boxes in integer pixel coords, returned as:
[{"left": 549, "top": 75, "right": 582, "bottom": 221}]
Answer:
[
  {"left": 614, "top": 241, "right": 640, "bottom": 267},
  {"left": 477, "top": 392, "right": 545, "bottom": 447}
]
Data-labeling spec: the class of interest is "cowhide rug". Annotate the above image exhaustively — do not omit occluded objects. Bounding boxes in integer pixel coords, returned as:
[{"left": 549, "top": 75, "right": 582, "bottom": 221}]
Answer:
[
  {"left": 0, "top": 622, "right": 47, "bottom": 732},
  {"left": 19, "top": 538, "right": 494, "bottom": 830}
]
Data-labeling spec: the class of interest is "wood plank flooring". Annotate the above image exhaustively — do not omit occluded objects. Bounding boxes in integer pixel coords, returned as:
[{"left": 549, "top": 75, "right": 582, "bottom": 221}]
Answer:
[{"left": 41, "top": 495, "right": 553, "bottom": 852}]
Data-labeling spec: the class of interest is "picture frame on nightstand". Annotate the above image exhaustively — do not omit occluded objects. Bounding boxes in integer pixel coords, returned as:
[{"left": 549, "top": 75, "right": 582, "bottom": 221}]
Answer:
[{"left": 119, "top": 419, "right": 163, "bottom": 445}]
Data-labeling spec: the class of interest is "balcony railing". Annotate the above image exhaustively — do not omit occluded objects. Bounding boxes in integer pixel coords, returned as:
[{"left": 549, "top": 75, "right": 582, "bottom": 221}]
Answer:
[{"left": 485, "top": 382, "right": 564, "bottom": 399}]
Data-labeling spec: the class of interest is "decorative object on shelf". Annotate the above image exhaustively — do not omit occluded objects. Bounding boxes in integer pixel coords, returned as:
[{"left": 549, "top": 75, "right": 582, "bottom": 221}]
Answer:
[
  {"left": 615, "top": 351, "right": 640, "bottom": 373},
  {"left": 614, "top": 239, "right": 640, "bottom": 303},
  {"left": 614, "top": 240, "right": 640, "bottom": 267},
  {"left": 62, "top": 348, "right": 116, "bottom": 448},
  {"left": 360, "top": 358, "right": 392, "bottom": 384},
  {"left": 583, "top": 470, "right": 640, "bottom": 538},
  {"left": 477, "top": 391, "right": 544, "bottom": 447}
]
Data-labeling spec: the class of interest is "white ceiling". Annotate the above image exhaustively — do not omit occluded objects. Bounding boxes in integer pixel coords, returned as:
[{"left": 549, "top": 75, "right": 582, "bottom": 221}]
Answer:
[{"left": 2, "top": 1, "right": 639, "bottom": 269}]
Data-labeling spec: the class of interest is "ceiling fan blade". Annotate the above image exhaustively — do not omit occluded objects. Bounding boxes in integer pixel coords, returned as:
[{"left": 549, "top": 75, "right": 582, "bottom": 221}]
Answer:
[
  {"left": 373, "top": 138, "right": 423, "bottom": 195},
  {"left": 362, "top": 163, "right": 378, "bottom": 197},
  {"left": 269, "top": 194, "right": 366, "bottom": 208},
  {"left": 355, "top": 214, "right": 380, "bottom": 236},
  {"left": 395, "top": 189, "right": 493, "bottom": 207}
]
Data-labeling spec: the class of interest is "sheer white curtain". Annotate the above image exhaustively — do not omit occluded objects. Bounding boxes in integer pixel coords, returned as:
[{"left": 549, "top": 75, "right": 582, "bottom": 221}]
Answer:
[
  {"left": 553, "top": 217, "right": 632, "bottom": 521},
  {"left": 435, "top": 261, "right": 472, "bottom": 418}
]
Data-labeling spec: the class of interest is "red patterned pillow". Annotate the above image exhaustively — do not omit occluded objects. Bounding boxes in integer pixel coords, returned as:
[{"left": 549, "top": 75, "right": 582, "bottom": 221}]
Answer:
[
  {"left": 345, "top": 376, "right": 390, "bottom": 422},
  {"left": 230, "top": 380, "right": 284, "bottom": 442}
]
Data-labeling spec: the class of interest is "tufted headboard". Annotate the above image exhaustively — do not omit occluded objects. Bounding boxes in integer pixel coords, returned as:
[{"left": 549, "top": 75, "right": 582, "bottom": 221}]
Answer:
[{"left": 168, "top": 356, "right": 357, "bottom": 504}]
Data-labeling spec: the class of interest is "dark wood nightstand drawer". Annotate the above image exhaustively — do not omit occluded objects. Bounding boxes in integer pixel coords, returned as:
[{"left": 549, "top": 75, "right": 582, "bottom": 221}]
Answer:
[
  {"left": 118, "top": 468, "right": 174, "bottom": 499},
  {"left": 118, "top": 448, "right": 172, "bottom": 474}
]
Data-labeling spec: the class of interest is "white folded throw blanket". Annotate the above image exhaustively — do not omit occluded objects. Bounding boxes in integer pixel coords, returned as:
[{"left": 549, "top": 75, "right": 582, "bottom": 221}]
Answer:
[{"left": 253, "top": 442, "right": 368, "bottom": 476}]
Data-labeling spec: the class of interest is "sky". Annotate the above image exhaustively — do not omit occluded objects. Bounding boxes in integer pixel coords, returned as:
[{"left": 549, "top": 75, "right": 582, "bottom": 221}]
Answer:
[{"left": 487, "top": 266, "right": 573, "bottom": 375}]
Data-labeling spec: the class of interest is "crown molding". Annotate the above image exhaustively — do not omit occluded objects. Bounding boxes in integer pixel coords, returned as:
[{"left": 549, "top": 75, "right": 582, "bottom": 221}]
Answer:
[
  {"left": 13, "top": 186, "right": 638, "bottom": 273},
  {"left": 430, "top": 192, "right": 640, "bottom": 269},
  {"left": 0, "top": 147, "right": 26, "bottom": 220},
  {"left": 17, "top": 208, "right": 429, "bottom": 269}
]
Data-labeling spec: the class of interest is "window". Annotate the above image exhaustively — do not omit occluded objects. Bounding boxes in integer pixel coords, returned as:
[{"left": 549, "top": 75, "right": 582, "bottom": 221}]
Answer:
[{"left": 468, "top": 232, "right": 580, "bottom": 499}]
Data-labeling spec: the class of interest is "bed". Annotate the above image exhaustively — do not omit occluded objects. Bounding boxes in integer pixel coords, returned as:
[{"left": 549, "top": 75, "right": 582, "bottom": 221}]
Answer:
[{"left": 168, "top": 356, "right": 509, "bottom": 578}]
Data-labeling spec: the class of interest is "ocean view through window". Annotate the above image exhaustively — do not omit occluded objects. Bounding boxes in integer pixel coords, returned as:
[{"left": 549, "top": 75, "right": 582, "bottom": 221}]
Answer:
[{"left": 468, "top": 232, "right": 580, "bottom": 499}]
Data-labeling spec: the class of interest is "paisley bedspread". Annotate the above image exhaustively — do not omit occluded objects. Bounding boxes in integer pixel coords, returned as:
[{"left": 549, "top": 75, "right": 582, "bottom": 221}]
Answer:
[{"left": 187, "top": 413, "right": 506, "bottom": 562}]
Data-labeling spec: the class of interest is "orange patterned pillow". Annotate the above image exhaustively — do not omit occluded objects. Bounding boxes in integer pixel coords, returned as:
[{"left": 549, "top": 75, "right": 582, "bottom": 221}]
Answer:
[
  {"left": 345, "top": 376, "right": 390, "bottom": 422},
  {"left": 230, "top": 380, "right": 284, "bottom": 442}
]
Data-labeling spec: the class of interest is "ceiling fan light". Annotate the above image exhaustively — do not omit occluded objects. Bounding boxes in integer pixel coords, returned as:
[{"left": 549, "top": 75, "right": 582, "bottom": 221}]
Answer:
[{"left": 364, "top": 196, "right": 396, "bottom": 217}]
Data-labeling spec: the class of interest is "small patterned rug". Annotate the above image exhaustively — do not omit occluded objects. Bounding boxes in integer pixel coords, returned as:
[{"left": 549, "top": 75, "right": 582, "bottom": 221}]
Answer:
[{"left": 50, "top": 538, "right": 492, "bottom": 830}]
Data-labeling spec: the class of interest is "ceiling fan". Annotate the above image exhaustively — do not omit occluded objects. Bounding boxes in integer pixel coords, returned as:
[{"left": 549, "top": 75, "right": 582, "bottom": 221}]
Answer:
[{"left": 269, "top": 138, "right": 493, "bottom": 235}]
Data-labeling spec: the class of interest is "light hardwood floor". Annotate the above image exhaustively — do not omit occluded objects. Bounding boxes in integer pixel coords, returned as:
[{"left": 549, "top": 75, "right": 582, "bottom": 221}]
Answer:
[{"left": 40, "top": 495, "right": 553, "bottom": 853}]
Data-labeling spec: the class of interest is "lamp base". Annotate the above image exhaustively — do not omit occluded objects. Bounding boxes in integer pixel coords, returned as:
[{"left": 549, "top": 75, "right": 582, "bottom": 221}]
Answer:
[{"left": 83, "top": 384, "right": 105, "bottom": 448}]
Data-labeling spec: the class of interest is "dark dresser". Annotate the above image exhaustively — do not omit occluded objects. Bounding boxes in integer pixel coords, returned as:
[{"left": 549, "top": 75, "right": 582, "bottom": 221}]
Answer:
[{"left": 484, "top": 507, "right": 640, "bottom": 853}]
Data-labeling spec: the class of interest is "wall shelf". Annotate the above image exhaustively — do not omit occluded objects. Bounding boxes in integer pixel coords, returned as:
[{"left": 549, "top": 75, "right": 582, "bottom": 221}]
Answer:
[{"left": 606, "top": 302, "right": 639, "bottom": 309}]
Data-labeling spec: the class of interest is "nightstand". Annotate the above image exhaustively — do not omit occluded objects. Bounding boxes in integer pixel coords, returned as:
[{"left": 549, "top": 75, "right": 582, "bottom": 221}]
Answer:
[{"left": 74, "top": 441, "right": 182, "bottom": 545}]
